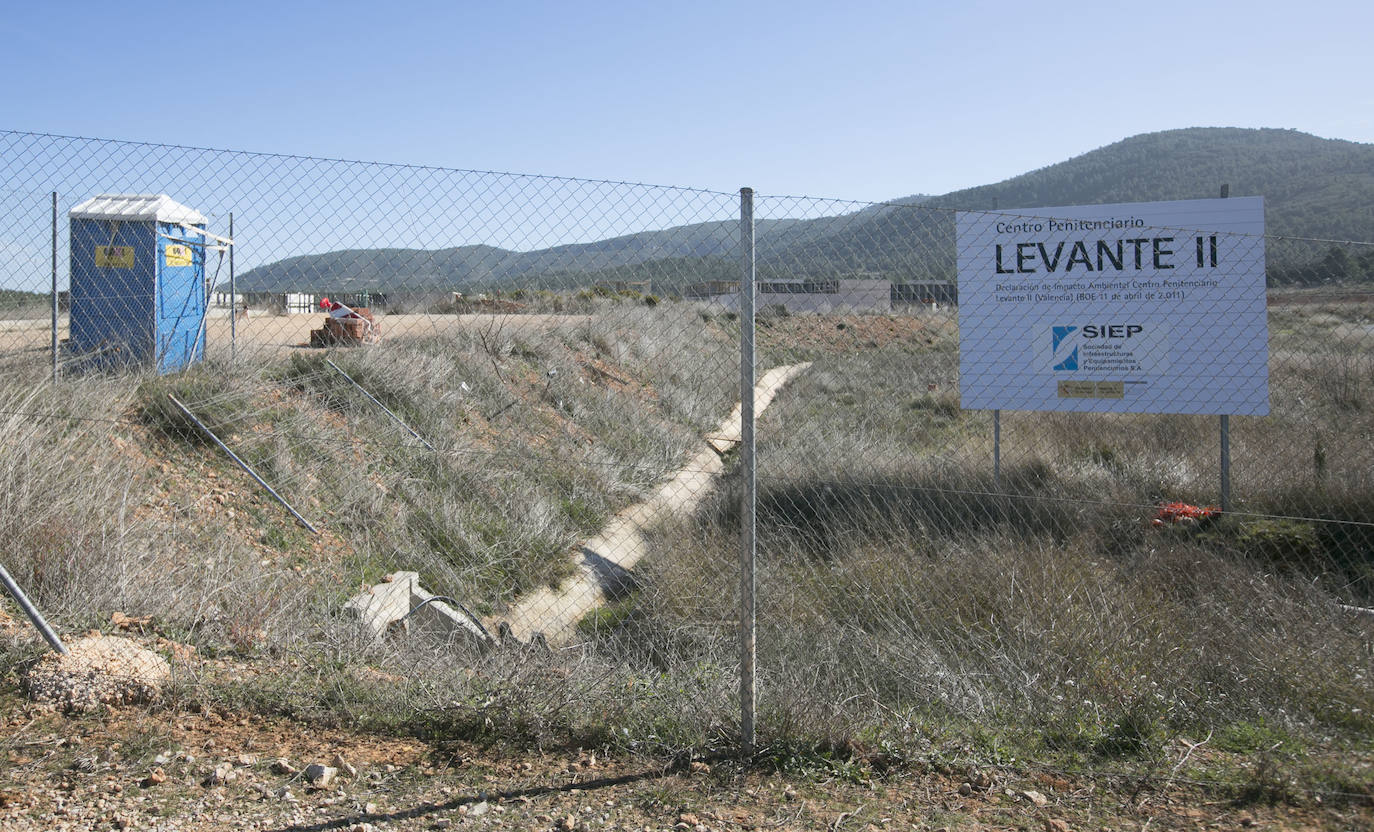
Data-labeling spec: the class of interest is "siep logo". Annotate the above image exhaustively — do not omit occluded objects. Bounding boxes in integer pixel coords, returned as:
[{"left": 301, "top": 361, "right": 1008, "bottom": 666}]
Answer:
[
  {"left": 1082, "top": 324, "right": 1144, "bottom": 339},
  {"left": 1051, "top": 325, "right": 1079, "bottom": 372}
]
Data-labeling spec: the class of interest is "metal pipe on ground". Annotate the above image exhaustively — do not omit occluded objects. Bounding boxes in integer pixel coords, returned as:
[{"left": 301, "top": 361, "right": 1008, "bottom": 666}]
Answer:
[
  {"left": 325, "top": 358, "right": 436, "bottom": 451},
  {"left": 166, "top": 394, "right": 319, "bottom": 534}
]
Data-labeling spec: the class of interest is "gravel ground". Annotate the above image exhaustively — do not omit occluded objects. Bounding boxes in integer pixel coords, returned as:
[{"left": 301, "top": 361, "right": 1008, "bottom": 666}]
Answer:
[
  {"left": 24, "top": 635, "right": 170, "bottom": 714},
  {"left": 1, "top": 582, "right": 1371, "bottom": 831}
]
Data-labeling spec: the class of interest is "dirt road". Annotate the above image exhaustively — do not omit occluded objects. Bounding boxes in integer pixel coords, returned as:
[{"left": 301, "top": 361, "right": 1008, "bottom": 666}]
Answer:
[{"left": 0, "top": 312, "right": 594, "bottom": 364}]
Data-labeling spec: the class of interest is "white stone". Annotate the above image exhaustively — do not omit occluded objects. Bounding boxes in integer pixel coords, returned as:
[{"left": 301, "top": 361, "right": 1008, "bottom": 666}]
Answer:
[{"left": 303, "top": 764, "right": 337, "bottom": 788}]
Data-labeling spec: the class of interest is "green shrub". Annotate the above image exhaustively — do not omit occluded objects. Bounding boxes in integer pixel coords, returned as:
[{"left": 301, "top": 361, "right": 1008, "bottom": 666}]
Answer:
[{"left": 1232, "top": 518, "right": 1321, "bottom": 565}]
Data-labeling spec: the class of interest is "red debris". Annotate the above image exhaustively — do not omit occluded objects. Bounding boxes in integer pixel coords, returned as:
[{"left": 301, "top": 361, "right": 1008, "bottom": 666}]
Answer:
[{"left": 1152, "top": 502, "right": 1221, "bottom": 527}]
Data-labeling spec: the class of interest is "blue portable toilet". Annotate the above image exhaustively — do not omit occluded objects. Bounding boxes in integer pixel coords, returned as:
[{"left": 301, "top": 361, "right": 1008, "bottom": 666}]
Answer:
[{"left": 69, "top": 194, "right": 209, "bottom": 373}]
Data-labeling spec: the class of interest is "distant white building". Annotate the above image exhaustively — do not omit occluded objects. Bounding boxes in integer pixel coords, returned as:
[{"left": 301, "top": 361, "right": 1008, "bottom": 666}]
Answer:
[{"left": 284, "top": 293, "right": 317, "bottom": 314}]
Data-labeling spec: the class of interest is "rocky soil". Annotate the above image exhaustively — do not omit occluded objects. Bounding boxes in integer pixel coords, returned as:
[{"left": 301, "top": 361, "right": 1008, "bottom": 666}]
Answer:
[{"left": 0, "top": 691, "right": 1368, "bottom": 832}]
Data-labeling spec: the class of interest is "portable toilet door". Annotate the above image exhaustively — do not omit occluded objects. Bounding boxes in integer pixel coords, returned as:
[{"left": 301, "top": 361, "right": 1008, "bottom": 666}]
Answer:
[
  {"left": 154, "top": 219, "right": 208, "bottom": 373},
  {"left": 69, "top": 194, "right": 208, "bottom": 373}
]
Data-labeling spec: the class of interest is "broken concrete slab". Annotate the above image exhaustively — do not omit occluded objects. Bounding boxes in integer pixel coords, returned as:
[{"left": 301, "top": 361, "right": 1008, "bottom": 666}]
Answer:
[
  {"left": 344, "top": 572, "right": 491, "bottom": 648},
  {"left": 405, "top": 591, "right": 490, "bottom": 647},
  {"left": 345, "top": 572, "right": 417, "bottom": 636}
]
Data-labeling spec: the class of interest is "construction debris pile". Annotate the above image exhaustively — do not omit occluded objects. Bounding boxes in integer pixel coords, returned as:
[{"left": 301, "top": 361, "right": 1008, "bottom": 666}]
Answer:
[
  {"left": 23, "top": 634, "right": 172, "bottom": 713},
  {"left": 309, "top": 297, "right": 381, "bottom": 347}
]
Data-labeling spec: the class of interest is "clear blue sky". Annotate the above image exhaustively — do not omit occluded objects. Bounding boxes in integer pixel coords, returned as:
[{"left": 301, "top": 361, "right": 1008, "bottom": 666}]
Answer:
[{"left": 3, "top": 0, "right": 1372, "bottom": 202}]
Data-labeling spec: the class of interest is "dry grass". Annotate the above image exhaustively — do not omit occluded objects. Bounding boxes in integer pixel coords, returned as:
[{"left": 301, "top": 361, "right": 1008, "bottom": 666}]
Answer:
[
  {"left": 586, "top": 303, "right": 1374, "bottom": 778},
  {"left": 3, "top": 303, "right": 737, "bottom": 627},
  {"left": 1, "top": 300, "right": 1372, "bottom": 794}
]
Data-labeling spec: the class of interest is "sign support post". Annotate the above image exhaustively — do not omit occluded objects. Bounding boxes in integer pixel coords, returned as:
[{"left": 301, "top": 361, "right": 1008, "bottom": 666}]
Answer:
[
  {"left": 993, "top": 409, "right": 1001, "bottom": 490},
  {"left": 1220, "top": 415, "right": 1231, "bottom": 512},
  {"left": 1219, "top": 185, "right": 1232, "bottom": 513}
]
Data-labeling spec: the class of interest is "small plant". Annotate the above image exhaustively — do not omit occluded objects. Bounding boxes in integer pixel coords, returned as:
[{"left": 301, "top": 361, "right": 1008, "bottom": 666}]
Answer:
[
  {"left": 906, "top": 391, "right": 961, "bottom": 420},
  {"left": 1232, "top": 518, "right": 1321, "bottom": 564},
  {"left": 1094, "top": 707, "right": 1159, "bottom": 757},
  {"left": 576, "top": 596, "right": 639, "bottom": 640},
  {"left": 135, "top": 366, "right": 248, "bottom": 445},
  {"left": 1216, "top": 720, "right": 1293, "bottom": 754}
]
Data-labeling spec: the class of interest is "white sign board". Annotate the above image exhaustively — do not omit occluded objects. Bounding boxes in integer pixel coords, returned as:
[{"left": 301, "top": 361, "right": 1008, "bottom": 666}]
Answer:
[{"left": 957, "top": 197, "right": 1268, "bottom": 415}]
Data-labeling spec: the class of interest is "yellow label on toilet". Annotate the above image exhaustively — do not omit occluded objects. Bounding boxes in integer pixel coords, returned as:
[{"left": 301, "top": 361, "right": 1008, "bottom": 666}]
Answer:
[
  {"left": 95, "top": 245, "right": 134, "bottom": 268},
  {"left": 165, "top": 245, "right": 192, "bottom": 267}
]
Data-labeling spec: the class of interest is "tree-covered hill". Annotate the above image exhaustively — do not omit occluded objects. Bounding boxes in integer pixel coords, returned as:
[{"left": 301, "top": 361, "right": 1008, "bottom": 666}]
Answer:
[
  {"left": 764, "top": 128, "right": 1374, "bottom": 282},
  {"left": 231, "top": 128, "right": 1374, "bottom": 293}
]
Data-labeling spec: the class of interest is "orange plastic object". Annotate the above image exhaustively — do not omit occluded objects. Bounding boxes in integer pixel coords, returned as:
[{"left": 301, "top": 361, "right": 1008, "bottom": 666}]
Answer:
[{"left": 1152, "top": 502, "right": 1221, "bottom": 527}]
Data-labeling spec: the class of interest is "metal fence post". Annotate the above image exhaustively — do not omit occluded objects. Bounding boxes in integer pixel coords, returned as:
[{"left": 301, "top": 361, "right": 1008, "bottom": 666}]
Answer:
[
  {"left": 739, "top": 187, "right": 757, "bottom": 756},
  {"left": 1219, "top": 184, "right": 1231, "bottom": 512},
  {"left": 51, "top": 192, "right": 58, "bottom": 382}
]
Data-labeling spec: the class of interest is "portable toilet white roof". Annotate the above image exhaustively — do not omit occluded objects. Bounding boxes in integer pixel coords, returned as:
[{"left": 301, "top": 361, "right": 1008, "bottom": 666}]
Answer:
[{"left": 69, "top": 193, "right": 207, "bottom": 225}]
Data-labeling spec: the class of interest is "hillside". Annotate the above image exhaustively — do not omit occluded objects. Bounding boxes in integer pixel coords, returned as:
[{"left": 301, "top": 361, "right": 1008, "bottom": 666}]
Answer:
[
  {"left": 4, "top": 300, "right": 1373, "bottom": 827},
  {"left": 231, "top": 128, "right": 1374, "bottom": 293},
  {"left": 764, "top": 128, "right": 1374, "bottom": 282},
  {"left": 231, "top": 212, "right": 900, "bottom": 294}
]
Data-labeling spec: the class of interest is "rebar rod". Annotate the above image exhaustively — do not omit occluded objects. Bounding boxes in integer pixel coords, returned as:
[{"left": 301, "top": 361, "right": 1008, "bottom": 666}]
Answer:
[{"left": 325, "top": 358, "right": 436, "bottom": 451}]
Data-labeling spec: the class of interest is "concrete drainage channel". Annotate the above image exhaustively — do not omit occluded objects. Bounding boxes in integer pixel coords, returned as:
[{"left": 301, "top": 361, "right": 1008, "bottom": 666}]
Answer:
[{"left": 344, "top": 363, "right": 812, "bottom": 649}]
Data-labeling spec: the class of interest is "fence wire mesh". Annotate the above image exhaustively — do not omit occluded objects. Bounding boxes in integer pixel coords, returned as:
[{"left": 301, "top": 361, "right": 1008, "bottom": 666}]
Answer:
[
  {"left": 746, "top": 193, "right": 1374, "bottom": 780},
  {"left": 0, "top": 130, "right": 749, "bottom": 755},
  {"left": 0, "top": 131, "right": 1372, "bottom": 800}
]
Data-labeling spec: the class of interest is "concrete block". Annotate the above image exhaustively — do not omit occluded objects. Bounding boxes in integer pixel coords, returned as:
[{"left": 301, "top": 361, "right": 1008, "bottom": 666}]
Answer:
[
  {"left": 344, "top": 571, "right": 490, "bottom": 648},
  {"left": 407, "top": 586, "right": 490, "bottom": 647},
  {"left": 344, "top": 572, "right": 416, "bottom": 638}
]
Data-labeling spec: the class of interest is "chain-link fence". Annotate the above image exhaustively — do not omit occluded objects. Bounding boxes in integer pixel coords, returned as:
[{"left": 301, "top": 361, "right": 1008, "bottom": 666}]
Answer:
[
  {"left": 1, "top": 130, "right": 1371, "bottom": 793},
  {"left": 742, "top": 193, "right": 1374, "bottom": 782}
]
